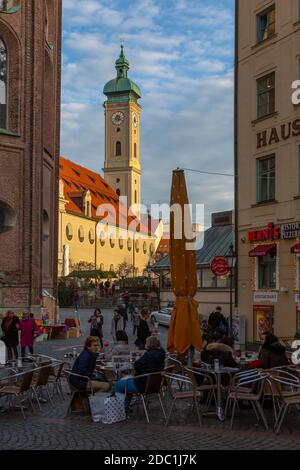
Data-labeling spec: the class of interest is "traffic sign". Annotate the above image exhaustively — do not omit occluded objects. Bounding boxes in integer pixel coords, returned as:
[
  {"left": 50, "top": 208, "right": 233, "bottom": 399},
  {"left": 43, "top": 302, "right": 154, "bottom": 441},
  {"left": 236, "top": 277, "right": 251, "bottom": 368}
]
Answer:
[{"left": 211, "top": 257, "right": 229, "bottom": 276}]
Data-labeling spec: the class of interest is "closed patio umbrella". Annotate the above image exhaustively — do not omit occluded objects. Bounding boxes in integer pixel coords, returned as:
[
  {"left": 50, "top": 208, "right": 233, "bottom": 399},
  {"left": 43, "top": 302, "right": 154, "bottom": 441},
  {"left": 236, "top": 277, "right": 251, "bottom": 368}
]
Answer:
[{"left": 167, "top": 169, "right": 203, "bottom": 354}]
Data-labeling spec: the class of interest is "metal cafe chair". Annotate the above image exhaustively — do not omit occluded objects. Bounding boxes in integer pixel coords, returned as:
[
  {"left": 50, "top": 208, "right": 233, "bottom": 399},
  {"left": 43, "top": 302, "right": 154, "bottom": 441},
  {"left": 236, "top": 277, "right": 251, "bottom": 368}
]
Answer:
[
  {"left": 185, "top": 367, "right": 218, "bottom": 412},
  {"left": 64, "top": 369, "right": 96, "bottom": 417},
  {"left": 0, "top": 370, "right": 35, "bottom": 420},
  {"left": 124, "top": 372, "right": 167, "bottom": 424},
  {"left": 47, "top": 361, "right": 66, "bottom": 402},
  {"left": 270, "top": 376, "right": 300, "bottom": 434},
  {"left": 226, "top": 372, "right": 269, "bottom": 430},
  {"left": 30, "top": 363, "right": 54, "bottom": 410},
  {"left": 263, "top": 368, "right": 300, "bottom": 423},
  {"left": 164, "top": 373, "right": 202, "bottom": 427}
]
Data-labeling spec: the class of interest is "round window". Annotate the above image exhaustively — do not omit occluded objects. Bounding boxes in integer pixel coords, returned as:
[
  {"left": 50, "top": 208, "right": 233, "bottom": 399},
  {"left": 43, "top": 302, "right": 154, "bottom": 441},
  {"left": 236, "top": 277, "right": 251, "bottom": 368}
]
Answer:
[
  {"left": 78, "top": 226, "right": 84, "bottom": 242},
  {"left": 110, "top": 235, "right": 116, "bottom": 248},
  {"left": 89, "top": 228, "right": 95, "bottom": 244},
  {"left": 127, "top": 238, "right": 132, "bottom": 251},
  {"left": 66, "top": 223, "right": 73, "bottom": 241},
  {"left": 100, "top": 231, "right": 106, "bottom": 246}
]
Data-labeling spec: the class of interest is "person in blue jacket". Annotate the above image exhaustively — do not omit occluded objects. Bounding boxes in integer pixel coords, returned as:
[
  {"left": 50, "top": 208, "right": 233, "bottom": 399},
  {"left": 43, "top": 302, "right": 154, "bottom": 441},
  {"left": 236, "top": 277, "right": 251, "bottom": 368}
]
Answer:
[
  {"left": 71, "top": 336, "right": 110, "bottom": 393},
  {"left": 115, "top": 335, "right": 166, "bottom": 413}
]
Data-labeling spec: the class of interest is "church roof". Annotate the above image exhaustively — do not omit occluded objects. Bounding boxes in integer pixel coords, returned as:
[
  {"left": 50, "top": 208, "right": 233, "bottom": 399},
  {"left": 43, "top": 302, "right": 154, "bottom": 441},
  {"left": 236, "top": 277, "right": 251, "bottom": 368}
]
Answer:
[{"left": 59, "top": 157, "right": 153, "bottom": 236}]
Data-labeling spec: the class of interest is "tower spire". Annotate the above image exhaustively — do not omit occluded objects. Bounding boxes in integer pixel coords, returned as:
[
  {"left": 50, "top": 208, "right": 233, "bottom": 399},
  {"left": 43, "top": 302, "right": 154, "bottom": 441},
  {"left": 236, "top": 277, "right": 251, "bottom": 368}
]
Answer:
[{"left": 115, "top": 42, "right": 130, "bottom": 79}]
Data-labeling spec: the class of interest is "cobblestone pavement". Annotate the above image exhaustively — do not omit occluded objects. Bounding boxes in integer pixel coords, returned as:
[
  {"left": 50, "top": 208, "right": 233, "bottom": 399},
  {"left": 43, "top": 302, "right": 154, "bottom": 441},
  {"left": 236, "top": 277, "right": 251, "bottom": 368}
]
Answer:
[{"left": 2, "top": 309, "right": 300, "bottom": 450}]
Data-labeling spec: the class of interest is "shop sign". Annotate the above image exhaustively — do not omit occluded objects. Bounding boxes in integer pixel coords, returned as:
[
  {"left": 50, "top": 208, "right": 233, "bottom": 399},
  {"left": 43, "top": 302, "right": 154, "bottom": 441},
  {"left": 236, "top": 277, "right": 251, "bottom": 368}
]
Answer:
[
  {"left": 257, "top": 119, "right": 300, "bottom": 149},
  {"left": 210, "top": 257, "right": 229, "bottom": 276},
  {"left": 281, "top": 222, "right": 300, "bottom": 240},
  {"left": 253, "top": 291, "right": 278, "bottom": 304},
  {"left": 248, "top": 223, "right": 280, "bottom": 242}
]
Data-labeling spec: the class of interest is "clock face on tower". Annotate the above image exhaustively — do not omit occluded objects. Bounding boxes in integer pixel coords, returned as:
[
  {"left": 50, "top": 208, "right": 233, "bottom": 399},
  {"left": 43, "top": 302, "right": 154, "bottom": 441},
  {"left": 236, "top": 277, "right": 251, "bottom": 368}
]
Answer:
[
  {"left": 112, "top": 111, "right": 125, "bottom": 126},
  {"left": 132, "top": 113, "right": 138, "bottom": 128}
]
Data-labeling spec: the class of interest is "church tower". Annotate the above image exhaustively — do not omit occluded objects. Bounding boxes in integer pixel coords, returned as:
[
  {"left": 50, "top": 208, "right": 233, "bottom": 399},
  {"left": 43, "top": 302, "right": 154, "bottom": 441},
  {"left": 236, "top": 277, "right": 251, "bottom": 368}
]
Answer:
[{"left": 103, "top": 46, "right": 142, "bottom": 217}]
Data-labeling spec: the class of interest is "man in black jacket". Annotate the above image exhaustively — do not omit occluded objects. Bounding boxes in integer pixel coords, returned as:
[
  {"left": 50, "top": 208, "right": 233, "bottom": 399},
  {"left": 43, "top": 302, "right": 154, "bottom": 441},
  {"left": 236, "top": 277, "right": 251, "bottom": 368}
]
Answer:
[
  {"left": 135, "top": 308, "right": 151, "bottom": 349},
  {"left": 71, "top": 337, "right": 110, "bottom": 392}
]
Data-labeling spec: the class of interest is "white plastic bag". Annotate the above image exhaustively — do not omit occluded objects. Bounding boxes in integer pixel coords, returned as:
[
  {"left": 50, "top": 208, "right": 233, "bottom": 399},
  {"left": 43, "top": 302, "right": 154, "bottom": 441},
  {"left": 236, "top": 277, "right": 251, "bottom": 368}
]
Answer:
[
  {"left": 89, "top": 392, "right": 110, "bottom": 423},
  {"left": 103, "top": 393, "right": 126, "bottom": 424}
]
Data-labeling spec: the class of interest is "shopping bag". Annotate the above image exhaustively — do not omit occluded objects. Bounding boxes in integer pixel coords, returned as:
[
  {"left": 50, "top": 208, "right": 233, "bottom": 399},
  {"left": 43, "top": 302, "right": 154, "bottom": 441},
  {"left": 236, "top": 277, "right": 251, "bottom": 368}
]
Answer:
[
  {"left": 103, "top": 393, "right": 126, "bottom": 424},
  {"left": 89, "top": 392, "right": 110, "bottom": 423}
]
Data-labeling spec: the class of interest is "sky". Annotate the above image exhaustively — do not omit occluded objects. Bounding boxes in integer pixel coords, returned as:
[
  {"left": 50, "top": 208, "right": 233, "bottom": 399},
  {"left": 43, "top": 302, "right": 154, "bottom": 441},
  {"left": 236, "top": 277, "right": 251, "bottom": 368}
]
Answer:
[{"left": 61, "top": 0, "right": 235, "bottom": 227}]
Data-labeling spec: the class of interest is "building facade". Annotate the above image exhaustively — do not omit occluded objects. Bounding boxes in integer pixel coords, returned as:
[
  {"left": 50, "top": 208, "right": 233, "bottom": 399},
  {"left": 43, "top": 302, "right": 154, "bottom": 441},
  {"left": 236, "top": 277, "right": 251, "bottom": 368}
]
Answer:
[
  {"left": 153, "top": 211, "right": 234, "bottom": 315},
  {"left": 58, "top": 157, "right": 162, "bottom": 278},
  {"left": 236, "top": 0, "right": 300, "bottom": 342},
  {"left": 0, "top": 1, "right": 62, "bottom": 318},
  {"left": 103, "top": 46, "right": 142, "bottom": 218}
]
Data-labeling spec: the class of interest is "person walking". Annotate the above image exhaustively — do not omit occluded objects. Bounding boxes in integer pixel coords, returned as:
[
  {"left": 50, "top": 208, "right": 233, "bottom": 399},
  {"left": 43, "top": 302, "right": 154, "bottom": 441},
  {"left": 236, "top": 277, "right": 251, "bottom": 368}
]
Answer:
[
  {"left": 1, "top": 311, "right": 20, "bottom": 361},
  {"left": 111, "top": 309, "right": 124, "bottom": 342},
  {"left": 73, "top": 291, "right": 80, "bottom": 311},
  {"left": 88, "top": 308, "right": 104, "bottom": 349},
  {"left": 135, "top": 308, "right": 151, "bottom": 350},
  {"left": 20, "top": 312, "right": 37, "bottom": 358},
  {"left": 132, "top": 307, "right": 140, "bottom": 336},
  {"left": 208, "top": 306, "right": 229, "bottom": 336},
  {"left": 117, "top": 303, "right": 128, "bottom": 331}
]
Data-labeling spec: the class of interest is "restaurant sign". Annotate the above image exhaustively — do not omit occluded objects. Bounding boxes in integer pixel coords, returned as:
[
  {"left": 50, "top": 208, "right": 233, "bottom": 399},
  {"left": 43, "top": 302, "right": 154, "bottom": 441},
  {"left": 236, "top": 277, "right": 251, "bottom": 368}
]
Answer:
[
  {"left": 281, "top": 222, "right": 300, "bottom": 239},
  {"left": 247, "top": 223, "right": 280, "bottom": 242},
  {"left": 253, "top": 291, "right": 278, "bottom": 304}
]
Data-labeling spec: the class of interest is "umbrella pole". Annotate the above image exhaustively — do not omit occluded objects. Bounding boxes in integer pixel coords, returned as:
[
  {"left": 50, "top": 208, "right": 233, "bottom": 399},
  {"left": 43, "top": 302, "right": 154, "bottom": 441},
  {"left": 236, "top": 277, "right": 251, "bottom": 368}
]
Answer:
[{"left": 188, "top": 346, "right": 195, "bottom": 367}]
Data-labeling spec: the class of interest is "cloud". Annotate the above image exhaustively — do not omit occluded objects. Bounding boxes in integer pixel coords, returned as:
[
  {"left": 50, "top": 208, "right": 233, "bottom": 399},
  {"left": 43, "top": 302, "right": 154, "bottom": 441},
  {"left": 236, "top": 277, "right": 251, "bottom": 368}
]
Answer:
[{"left": 61, "top": 0, "right": 235, "bottom": 227}]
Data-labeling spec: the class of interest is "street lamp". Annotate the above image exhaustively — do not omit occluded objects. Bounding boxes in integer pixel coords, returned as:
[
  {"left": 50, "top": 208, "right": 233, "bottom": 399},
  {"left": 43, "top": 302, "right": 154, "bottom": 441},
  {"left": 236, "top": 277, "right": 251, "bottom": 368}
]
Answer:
[{"left": 227, "top": 243, "right": 237, "bottom": 335}]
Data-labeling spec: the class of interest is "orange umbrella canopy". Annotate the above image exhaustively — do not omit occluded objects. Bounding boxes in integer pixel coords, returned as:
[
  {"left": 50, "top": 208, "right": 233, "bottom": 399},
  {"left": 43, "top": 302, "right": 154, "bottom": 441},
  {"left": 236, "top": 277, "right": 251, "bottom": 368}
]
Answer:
[{"left": 167, "top": 170, "right": 203, "bottom": 354}]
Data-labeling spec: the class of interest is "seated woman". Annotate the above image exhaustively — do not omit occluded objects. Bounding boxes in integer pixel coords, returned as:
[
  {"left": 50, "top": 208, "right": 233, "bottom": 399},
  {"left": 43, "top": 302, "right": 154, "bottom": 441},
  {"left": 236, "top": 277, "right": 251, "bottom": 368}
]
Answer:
[
  {"left": 115, "top": 336, "right": 166, "bottom": 412},
  {"left": 106, "top": 330, "right": 130, "bottom": 360},
  {"left": 259, "top": 332, "right": 289, "bottom": 369},
  {"left": 71, "top": 336, "right": 110, "bottom": 393}
]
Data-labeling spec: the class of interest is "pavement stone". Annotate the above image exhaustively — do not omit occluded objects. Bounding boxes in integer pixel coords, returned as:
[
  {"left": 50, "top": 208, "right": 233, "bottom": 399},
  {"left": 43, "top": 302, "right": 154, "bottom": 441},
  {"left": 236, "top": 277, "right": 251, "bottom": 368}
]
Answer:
[{"left": 2, "top": 308, "right": 300, "bottom": 450}]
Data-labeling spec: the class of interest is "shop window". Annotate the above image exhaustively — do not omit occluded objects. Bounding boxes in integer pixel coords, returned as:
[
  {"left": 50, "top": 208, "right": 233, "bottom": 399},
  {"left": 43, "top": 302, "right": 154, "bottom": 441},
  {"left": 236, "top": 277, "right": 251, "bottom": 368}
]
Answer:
[
  {"left": 257, "top": 73, "right": 275, "bottom": 118},
  {"left": 257, "top": 155, "right": 275, "bottom": 203},
  {"left": 0, "top": 38, "right": 7, "bottom": 129},
  {"left": 0, "top": 200, "right": 16, "bottom": 233},
  {"left": 202, "top": 269, "right": 217, "bottom": 289},
  {"left": 116, "top": 141, "right": 122, "bottom": 157},
  {"left": 257, "top": 5, "right": 275, "bottom": 43},
  {"left": 258, "top": 253, "right": 276, "bottom": 289},
  {"left": 254, "top": 307, "right": 274, "bottom": 342}
]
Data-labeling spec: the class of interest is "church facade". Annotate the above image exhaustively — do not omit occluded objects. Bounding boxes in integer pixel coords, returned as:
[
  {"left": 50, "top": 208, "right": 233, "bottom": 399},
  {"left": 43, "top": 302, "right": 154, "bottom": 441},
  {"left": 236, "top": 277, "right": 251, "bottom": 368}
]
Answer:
[{"left": 0, "top": 1, "right": 62, "bottom": 318}]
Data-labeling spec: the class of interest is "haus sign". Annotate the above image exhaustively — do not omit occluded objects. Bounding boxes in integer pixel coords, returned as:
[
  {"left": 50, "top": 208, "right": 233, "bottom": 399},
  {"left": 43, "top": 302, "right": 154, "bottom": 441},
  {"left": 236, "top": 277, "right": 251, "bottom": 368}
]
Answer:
[
  {"left": 247, "top": 223, "right": 280, "bottom": 242},
  {"left": 257, "top": 119, "right": 300, "bottom": 149}
]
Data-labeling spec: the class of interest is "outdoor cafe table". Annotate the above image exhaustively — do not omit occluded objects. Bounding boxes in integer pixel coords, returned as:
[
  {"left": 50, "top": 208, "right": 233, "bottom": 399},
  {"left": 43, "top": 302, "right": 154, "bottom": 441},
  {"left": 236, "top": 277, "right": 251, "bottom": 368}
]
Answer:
[{"left": 203, "top": 366, "right": 240, "bottom": 422}]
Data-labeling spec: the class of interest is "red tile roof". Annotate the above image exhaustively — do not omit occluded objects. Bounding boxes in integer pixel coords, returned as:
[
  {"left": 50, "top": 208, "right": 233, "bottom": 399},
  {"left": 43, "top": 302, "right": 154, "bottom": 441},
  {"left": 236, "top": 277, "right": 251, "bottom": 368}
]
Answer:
[{"left": 59, "top": 157, "right": 152, "bottom": 235}]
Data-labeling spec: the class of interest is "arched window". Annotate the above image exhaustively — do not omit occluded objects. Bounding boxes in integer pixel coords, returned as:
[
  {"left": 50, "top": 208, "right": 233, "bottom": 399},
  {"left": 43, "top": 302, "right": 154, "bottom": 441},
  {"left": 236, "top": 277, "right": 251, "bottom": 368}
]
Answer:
[
  {"left": 134, "top": 143, "right": 137, "bottom": 158},
  {"left": 116, "top": 141, "right": 122, "bottom": 157},
  {"left": 0, "top": 38, "right": 7, "bottom": 129}
]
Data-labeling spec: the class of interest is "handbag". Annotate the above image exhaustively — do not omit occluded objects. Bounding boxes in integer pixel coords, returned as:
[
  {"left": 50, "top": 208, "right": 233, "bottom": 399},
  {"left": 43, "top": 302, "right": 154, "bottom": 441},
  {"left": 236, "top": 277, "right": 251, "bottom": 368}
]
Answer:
[
  {"left": 89, "top": 392, "right": 110, "bottom": 423},
  {"left": 103, "top": 393, "right": 126, "bottom": 424}
]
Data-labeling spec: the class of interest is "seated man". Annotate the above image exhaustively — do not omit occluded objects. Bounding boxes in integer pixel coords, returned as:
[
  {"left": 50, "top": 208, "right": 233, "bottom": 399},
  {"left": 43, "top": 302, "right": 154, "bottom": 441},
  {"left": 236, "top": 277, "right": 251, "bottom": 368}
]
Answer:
[
  {"left": 71, "top": 336, "right": 110, "bottom": 393},
  {"left": 115, "top": 336, "right": 166, "bottom": 412}
]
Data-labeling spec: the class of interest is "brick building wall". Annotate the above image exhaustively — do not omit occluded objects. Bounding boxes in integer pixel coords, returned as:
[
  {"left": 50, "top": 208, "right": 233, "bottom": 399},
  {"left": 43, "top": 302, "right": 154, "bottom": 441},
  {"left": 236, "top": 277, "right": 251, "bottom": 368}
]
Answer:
[{"left": 0, "top": 1, "right": 62, "bottom": 319}]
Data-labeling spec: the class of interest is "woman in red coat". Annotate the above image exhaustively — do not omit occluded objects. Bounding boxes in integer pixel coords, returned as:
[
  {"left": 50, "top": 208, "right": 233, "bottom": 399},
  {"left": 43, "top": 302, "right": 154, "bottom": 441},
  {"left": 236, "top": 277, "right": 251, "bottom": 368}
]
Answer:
[{"left": 20, "top": 312, "right": 37, "bottom": 358}]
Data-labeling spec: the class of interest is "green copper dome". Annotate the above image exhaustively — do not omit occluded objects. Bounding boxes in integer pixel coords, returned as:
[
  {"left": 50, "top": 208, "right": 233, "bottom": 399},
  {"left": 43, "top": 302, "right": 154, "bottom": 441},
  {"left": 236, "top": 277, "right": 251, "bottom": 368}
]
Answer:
[{"left": 103, "top": 45, "right": 142, "bottom": 102}]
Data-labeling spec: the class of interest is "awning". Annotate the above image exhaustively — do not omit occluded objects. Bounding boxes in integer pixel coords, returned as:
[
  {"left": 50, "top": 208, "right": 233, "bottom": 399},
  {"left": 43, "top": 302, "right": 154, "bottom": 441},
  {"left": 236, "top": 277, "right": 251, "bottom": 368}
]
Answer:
[
  {"left": 249, "top": 244, "right": 276, "bottom": 257},
  {"left": 291, "top": 242, "right": 300, "bottom": 254}
]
